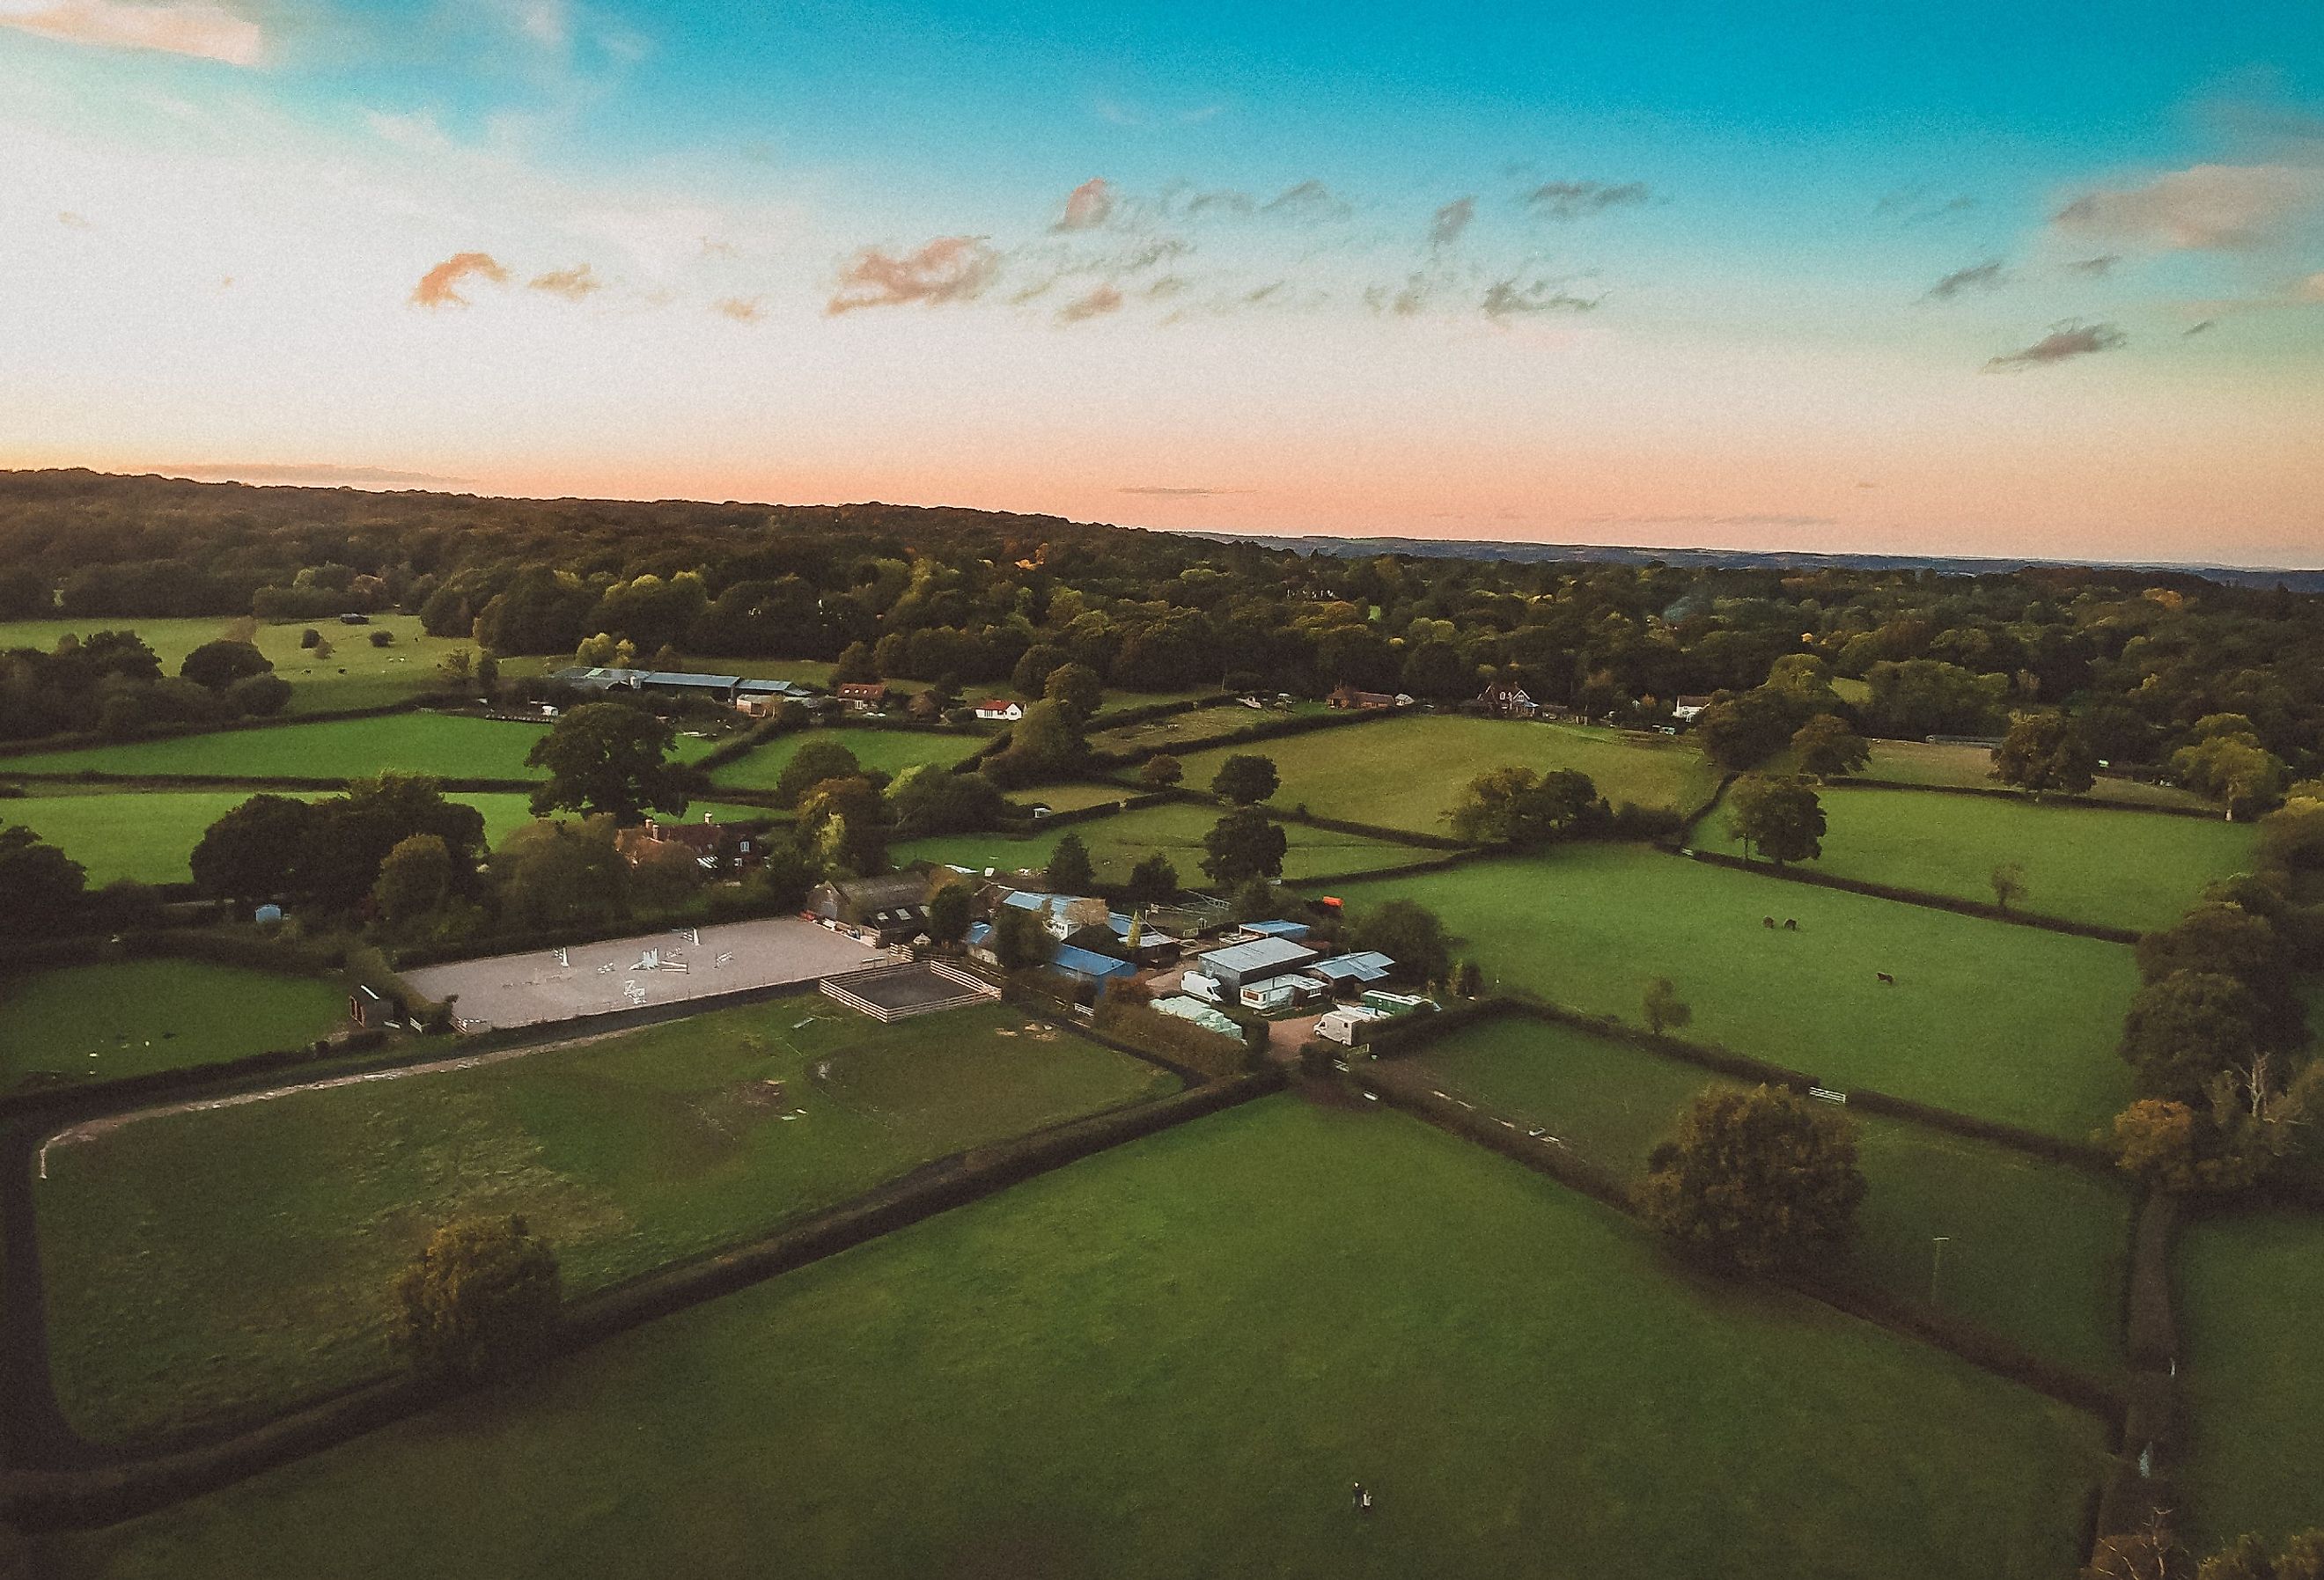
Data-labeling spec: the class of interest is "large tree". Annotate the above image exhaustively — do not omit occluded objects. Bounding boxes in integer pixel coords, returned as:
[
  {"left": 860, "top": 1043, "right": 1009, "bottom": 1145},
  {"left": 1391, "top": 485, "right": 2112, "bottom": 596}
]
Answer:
[
  {"left": 1124, "top": 851, "right": 1179, "bottom": 905},
  {"left": 526, "top": 702, "right": 695, "bottom": 825},
  {"left": 1991, "top": 713, "right": 2098, "bottom": 797},
  {"left": 1210, "top": 753, "right": 1281, "bottom": 806},
  {"left": 1724, "top": 774, "right": 1826, "bottom": 865},
  {"left": 773, "top": 739, "right": 863, "bottom": 808},
  {"left": 2119, "top": 971, "right": 2264, "bottom": 1101},
  {"left": 1045, "top": 830, "right": 1096, "bottom": 893},
  {"left": 1200, "top": 805, "right": 1288, "bottom": 887},
  {"left": 0, "top": 825, "right": 87, "bottom": 932},
  {"left": 1635, "top": 1084, "right": 1867, "bottom": 1273},
  {"left": 394, "top": 1215, "right": 562, "bottom": 1382},
  {"left": 179, "top": 638, "right": 273, "bottom": 691},
  {"left": 1692, "top": 689, "right": 1796, "bottom": 771},
  {"left": 1041, "top": 661, "right": 1104, "bottom": 725},
  {"left": 190, "top": 793, "right": 319, "bottom": 904},
  {"left": 1445, "top": 765, "right": 1600, "bottom": 847},
  {"left": 1791, "top": 714, "right": 1870, "bottom": 780},
  {"left": 1348, "top": 898, "right": 1452, "bottom": 985}
]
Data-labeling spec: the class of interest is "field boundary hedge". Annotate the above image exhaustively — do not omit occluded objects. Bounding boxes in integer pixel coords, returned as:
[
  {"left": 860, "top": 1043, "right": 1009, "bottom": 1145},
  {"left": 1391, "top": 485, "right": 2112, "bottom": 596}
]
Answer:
[
  {"left": 1674, "top": 847, "right": 2143, "bottom": 944},
  {"left": 0, "top": 1067, "right": 1283, "bottom": 1528},
  {"left": 1083, "top": 704, "right": 1394, "bottom": 771},
  {"left": 1349, "top": 1059, "right": 2122, "bottom": 1422}
]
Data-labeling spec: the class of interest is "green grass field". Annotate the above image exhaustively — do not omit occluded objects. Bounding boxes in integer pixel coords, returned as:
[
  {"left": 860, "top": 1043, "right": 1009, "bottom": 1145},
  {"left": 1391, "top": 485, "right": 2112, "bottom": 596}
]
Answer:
[
  {"left": 1008, "top": 780, "right": 1151, "bottom": 812},
  {"left": 0, "top": 712, "right": 566, "bottom": 782},
  {"left": 0, "top": 789, "right": 776, "bottom": 886},
  {"left": 38, "top": 1099, "right": 2107, "bottom": 1580},
  {"left": 1854, "top": 740, "right": 2211, "bottom": 811},
  {"left": 1088, "top": 701, "right": 1329, "bottom": 757},
  {"left": 1704, "top": 785, "right": 2256, "bottom": 933},
  {"left": 1408, "top": 1014, "right": 2130, "bottom": 1373},
  {"left": 897, "top": 799, "right": 1430, "bottom": 884},
  {"left": 706, "top": 725, "right": 985, "bottom": 790},
  {"left": 1173, "top": 716, "right": 1723, "bottom": 834},
  {"left": 0, "top": 614, "right": 515, "bottom": 716},
  {"left": 36, "top": 996, "right": 1176, "bottom": 1444},
  {"left": 0, "top": 957, "right": 344, "bottom": 1088},
  {"left": 2175, "top": 1210, "right": 2324, "bottom": 1552},
  {"left": 1324, "top": 844, "right": 2141, "bottom": 1138}
]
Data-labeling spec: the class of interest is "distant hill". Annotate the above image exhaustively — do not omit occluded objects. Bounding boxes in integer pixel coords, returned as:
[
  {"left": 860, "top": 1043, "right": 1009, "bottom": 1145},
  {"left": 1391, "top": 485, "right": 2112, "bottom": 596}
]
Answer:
[{"left": 1173, "top": 531, "right": 2324, "bottom": 592}]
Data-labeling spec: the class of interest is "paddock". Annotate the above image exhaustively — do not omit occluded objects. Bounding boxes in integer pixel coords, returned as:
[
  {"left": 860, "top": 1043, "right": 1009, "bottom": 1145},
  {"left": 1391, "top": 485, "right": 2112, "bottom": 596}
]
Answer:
[{"left": 401, "top": 916, "right": 884, "bottom": 1030}]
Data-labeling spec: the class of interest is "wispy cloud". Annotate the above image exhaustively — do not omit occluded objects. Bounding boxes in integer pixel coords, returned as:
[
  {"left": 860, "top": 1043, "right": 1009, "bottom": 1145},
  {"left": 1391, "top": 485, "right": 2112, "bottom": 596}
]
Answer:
[
  {"left": 1364, "top": 272, "right": 1438, "bottom": 316},
  {"left": 1874, "top": 188, "right": 1977, "bottom": 224},
  {"left": 1481, "top": 277, "right": 1601, "bottom": 319},
  {"left": 526, "top": 262, "right": 602, "bottom": 298},
  {"left": 1182, "top": 188, "right": 1256, "bottom": 218},
  {"left": 713, "top": 296, "right": 762, "bottom": 322},
  {"left": 2183, "top": 319, "right": 2217, "bottom": 337},
  {"left": 1053, "top": 176, "right": 1114, "bottom": 233},
  {"left": 2063, "top": 254, "right": 2120, "bottom": 276},
  {"left": 1119, "top": 485, "right": 1251, "bottom": 497},
  {"left": 0, "top": 0, "right": 262, "bottom": 66},
  {"left": 410, "top": 252, "right": 509, "bottom": 308},
  {"left": 827, "top": 237, "right": 1001, "bottom": 314},
  {"left": 1922, "top": 258, "right": 2008, "bottom": 301},
  {"left": 2053, "top": 163, "right": 2320, "bottom": 252},
  {"left": 1983, "top": 320, "right": 2125, "bottom": 371},
  {"left": 1056, "top": 283, "right": 1122, "bottom": 325},
  {"left": 1526, "top": 180, "right": 1650, "bottom": 219},
  {"left": 56, "top": 209, "right": 92, "bottom": 228},
  {"left": 1261, "top": 180, "right": 1350, "bottom": 222},
  {"left": 1429, "top": 195, "right": 1476, "bottom": 249}
]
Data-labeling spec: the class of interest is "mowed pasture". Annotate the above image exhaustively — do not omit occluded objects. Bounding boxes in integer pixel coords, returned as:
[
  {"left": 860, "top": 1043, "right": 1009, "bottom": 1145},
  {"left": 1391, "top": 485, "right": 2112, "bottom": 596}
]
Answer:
[
  {"left": 0, "top": 614, "right": 518, "bottom": 715},
  {"left": 1173, "top": 716, "right": 1723, "bottom": 834},
  {"left": 35, "top": 996, "right": 1175, "bottom": 1444},
  {"left": 1408, "top": 1014, "right": 2130, "bottom": 1374},
  {"left": 896, "top": 799, "right": 1428, "bottom": 884},
  {"left": 706, "top": 725, "right": 984, "bottom": 790},
  {"left": 38, "top": 1099, "right": 2108, "bottom": 1580},
  {"left": 1325, "top": 844, "right": 2142, "bottom": 1138},
  {"left": 1855, "top": 739, "right": 2210, "bottom": 811},
  {"left": 0, "top": 957, "right": 344, "bottom": 1088},
  {"left": 2174, "top": 1210, "right": 2324, "bottom": 1552},
  {"left": 0, "top": 713, "right": 579, "bottom": 783},
  {"left": 0, "top": 789, "right": 777, "bottom": 886},
  {"left": 1707, "top": 785, "right": 2257, "bottom": 933}
]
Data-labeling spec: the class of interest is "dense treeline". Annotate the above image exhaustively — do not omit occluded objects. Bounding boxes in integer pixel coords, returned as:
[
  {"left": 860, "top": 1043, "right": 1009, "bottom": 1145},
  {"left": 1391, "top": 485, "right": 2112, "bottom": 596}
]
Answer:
[{"left": 6, "top": 469, "right": 2324, "bottom": 783}]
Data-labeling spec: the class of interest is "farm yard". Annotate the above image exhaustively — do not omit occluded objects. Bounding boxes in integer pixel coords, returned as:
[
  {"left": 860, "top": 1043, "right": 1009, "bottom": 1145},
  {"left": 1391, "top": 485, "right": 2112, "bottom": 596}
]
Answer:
[
  {"left": 895, "top": 798, "right": 1431, "bottom": 883},
  {"left": 1171, "top": 716, "right": 1724, "bottom": 834},
  {"left": 1404, "top": 1014, "right": 2131, "bottom": 1375},
  {"left": 0, "top": 789, "right": 776, "bottom": 886},
  {"left": 1321, "top": 844, "right": 2142, "bottom": 1138},
  {"left": 0, "top": 615, "right": 511, "bottom": 716},
  {"left": 0, "top": 957, "right": 346, "bottom": 1088},
  {"left": 2173, "top": 1210, "right": 2324, "bottom": 1553},
  {"left": 32, "top": 995, "right": 1178, "bottom": 1444},
  {"left": 31, "top": 1099, "right": 2108, "bottom": 1580},
  {"left": 1714, "top": 784, "right": 2258, "bottom": 933}
]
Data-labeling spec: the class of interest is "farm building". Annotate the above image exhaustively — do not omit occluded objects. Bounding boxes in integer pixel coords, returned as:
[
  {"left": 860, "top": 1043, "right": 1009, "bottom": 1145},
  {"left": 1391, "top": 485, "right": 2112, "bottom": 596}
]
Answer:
[
  {"left": 1302, "top": 951, "right": 1395, "bottom": 990},
  {"left": 1048, "top": 943, "right": 1137, "bottom": 990},
  {"left": 973, "top": 699, "right": 1025, "bottom": 722},
  {"left": 1196, "top": 936, "right": 1320, "bottom": 991},
  {"left": 1239, "top": 918, "right": 1313, "bottom": 944},
  {"left": 995, "top": 889, "right": 1180, "bottom": 966},
  {"left": 1327, "top": 683, "right": 1410, "bottom": 711},
  {"left": 612, "top": 815, "right": 759, "bottom": 875},
  {"left": 835, "top": 682, "right": 891, "bottom": 712},
  {"left": 551, "top": 666, "right": 820, "bottom": 717},
  {"left": 806, "top": 871, "right": 931, "bottom": 945},
  {"left": 1672, "top": 694, "right": 1713, "bottom": 723}
]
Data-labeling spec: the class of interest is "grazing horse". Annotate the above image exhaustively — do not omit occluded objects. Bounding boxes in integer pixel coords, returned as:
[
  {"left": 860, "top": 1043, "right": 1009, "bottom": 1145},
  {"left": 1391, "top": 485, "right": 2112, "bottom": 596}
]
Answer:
[
  {"left": 1783, "top": 918, "right": 1799, "bottom": 931},
  {"left": 1876, "top": 971, "right": 1896, "bottom": 985},
  {"left": 1762, "top": 915, "right": 1777, "bottom": 930}
]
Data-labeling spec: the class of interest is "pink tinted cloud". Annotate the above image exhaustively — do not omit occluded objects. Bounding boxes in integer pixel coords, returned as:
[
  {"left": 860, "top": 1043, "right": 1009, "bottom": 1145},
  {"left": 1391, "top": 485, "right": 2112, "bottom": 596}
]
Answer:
[
  {"left": 713, "top": 296, "right": 763, "bottom": 322},
  {"left": 410, "top": 252, "right": 509, "bottom": 309},
  {"left": 826, "top": 237, "right": 1000, "bottom": 314},
  {"left": 1054, "top": 177, "right": 1115, "bottom": 232},
  {"left": 0, "top": 0, "right": 261, "bottom": 65},
  {"left": 1056, "top": 284, "right": 1122, "bottom": 325},
  {"left": 2053, "top": 164, "right": 2319, "bottom": 252},
  {"left": 527, "top": 263, "right": 601, "bottom": 299}
]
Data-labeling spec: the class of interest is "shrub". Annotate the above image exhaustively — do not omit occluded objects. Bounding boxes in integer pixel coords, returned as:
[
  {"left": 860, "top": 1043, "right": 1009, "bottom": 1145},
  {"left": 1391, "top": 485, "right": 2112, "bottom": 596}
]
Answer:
[{"left": 1635, "top": 1084, "right": 1867, "bottom": 1274}]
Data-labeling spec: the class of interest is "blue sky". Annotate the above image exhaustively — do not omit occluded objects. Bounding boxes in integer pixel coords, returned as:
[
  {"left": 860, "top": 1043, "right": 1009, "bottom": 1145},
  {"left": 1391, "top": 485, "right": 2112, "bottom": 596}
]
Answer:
[{"left": 2, "top": 0, "right": 2320, "bottom": 562}]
